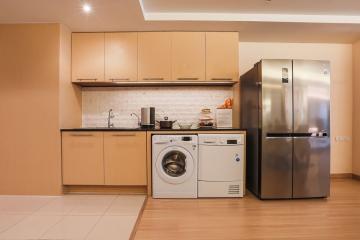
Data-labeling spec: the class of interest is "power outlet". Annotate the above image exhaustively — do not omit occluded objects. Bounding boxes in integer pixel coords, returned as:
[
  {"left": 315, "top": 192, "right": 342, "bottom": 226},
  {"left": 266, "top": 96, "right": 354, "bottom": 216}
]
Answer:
[{"left": 335, "top": 136, "right": 351, "bottom": 142}]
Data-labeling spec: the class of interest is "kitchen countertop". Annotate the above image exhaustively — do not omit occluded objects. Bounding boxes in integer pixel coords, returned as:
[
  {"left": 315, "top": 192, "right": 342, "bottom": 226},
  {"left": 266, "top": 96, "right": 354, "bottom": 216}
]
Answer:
[{"left": 60, "top": 127, "right": 246, "bottom": 132}]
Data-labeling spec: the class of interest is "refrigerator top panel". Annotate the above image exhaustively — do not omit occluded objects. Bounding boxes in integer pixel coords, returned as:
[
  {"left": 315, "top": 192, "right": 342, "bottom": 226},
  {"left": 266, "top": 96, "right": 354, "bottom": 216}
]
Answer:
[
  {"left": 261, "top": 59, "right": 293, "bottom": 135},
  {"left": 293, "top": 60, "right": 330, "bottom": 135}
]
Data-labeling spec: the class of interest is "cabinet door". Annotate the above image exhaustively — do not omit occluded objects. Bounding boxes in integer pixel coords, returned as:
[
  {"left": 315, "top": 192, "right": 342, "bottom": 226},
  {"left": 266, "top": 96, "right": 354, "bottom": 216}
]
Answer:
[
  {"left": 206, "top": 32, "right": 239, "bottom": 81},
  {"left": 104, "top": 132, "right": 147, "bottom": 185},
  {"left": 172, "top": 32, "right": 205, "bottom": 81},
  {"left": 62, "top": 132, "right": 104, "bottom": 185},
  {"left": 72, "top": 33, "right": 105, "bottom": 82},
  {"left": 105, "top": 32, "right": 138, "bottom": 82},
  {"left": 138, "top": 32, "right": 171, "bottom": 81}
]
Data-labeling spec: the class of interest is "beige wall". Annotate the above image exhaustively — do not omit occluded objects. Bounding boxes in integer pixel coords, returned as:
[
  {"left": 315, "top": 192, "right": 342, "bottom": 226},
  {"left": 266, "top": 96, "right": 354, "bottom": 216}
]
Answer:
[
  {"left": 59, "top": 24, "right": 82, "bottom": 128},
  {"left": 0, "top": 23, "right": 79, "bottom": 195},
  {"left": 353, "top": 41, "right": 360, "bottom": 176},
  {"left": 239, "top": 42, "right": 353, "bottom": 174}
]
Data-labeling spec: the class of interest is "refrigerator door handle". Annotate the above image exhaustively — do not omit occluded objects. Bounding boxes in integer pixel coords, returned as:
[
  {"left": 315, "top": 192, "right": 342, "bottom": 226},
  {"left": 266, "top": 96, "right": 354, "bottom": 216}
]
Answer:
[
  {"left": 266, "top": 133, "right": 292, "bottom": 138},
  {"left": 293, "top": 132, "right": 328, "bottom": 138}
]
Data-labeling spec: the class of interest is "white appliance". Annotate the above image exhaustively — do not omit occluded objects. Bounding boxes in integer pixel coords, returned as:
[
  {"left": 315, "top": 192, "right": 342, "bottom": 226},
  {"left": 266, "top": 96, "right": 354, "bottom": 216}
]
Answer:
[
  {"left": 152, "top": 135, "right": 198, "bottom": 198},
  {"left": 198, "top": 134, "right": 245, "bottom": 197}
]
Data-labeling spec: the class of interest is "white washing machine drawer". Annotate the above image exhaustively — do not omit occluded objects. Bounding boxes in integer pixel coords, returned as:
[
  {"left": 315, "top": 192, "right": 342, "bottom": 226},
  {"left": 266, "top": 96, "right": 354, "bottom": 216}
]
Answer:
[{"left": 198, "top": 144, "right": 244, "bottom": 182}]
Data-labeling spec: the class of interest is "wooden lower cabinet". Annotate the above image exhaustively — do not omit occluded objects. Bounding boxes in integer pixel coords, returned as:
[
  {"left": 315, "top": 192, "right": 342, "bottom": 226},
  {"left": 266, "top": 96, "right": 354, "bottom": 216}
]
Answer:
[
  {"left": 104, "top": 132, "right": 147, "bottom": 185},
  {"left": 62, "top": 132, "right": 104, "bottom": 185}
]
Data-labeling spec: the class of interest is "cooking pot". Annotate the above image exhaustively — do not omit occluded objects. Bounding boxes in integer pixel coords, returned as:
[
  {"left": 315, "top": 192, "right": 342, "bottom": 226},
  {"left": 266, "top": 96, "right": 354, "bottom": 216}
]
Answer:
[{"left": 157, "top": 117, "right": 177, "bottom": 129}]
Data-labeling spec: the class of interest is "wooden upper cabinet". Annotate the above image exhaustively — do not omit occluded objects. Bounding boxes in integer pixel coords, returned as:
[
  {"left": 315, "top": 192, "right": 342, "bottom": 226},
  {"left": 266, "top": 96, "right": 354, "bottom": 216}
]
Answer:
[
  {"left": 171, "top": 32, "right": 205, "bottom": 81},
  {"left": 62, "top": 132, "right": 104, "bottom": 185},
  {"left": 138, "top": 32, "right": 172, "bottom": 81},
  {"left": 104, "top": 132, "right": 147, "bottom": 186},
  {"left": 72, "top": 33, "right": 105, "bottom": 82},
  {"left": 105, "top": 32, "right": 138, "bottom": 82},
  {"left": 206, "top": 32, "right": 239, "bottom": 81}
]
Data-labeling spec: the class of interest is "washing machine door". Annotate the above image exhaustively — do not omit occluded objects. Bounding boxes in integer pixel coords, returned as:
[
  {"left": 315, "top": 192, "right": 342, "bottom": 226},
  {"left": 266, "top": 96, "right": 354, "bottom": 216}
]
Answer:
[{"left": 156, "top": 146, "right": 195, "bottom": 184}]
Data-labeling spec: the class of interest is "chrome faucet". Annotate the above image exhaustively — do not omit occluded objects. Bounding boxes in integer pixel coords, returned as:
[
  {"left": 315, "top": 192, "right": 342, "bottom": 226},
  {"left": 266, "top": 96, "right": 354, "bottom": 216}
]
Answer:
[
  {"left": 107, "top": 109, "right": 115, "bottom": 128},
  {"left": 130, "top": 113, "right": 141, "bottom": 127}
]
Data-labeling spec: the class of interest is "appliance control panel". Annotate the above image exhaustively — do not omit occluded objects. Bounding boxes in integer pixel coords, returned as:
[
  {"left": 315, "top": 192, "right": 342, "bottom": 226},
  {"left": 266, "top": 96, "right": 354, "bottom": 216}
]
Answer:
[
  {"left": 198, "top": 134, "right": 244, "bottom": 145},
  {"left": 152, "top": 135, "right": 198, "bottom": 145}
]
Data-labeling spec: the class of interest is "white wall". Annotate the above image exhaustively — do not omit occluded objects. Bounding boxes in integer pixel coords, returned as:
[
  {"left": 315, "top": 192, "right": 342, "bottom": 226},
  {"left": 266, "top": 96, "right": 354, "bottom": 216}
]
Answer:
[
  {"left": 239, "top": 42, "right": 353, "bottom": 174},
  {"left": 82, "top": 86, "right": 233, "bottom": 128}
]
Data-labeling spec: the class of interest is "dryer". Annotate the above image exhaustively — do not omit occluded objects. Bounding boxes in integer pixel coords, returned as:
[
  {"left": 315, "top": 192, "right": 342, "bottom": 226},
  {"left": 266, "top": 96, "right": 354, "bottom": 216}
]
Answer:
[
  {"left": 152, "top": 135, "right": 198, "bottom": 198},
  {"left": 198, "top": 134, "right": 245, "bottom": 197}
]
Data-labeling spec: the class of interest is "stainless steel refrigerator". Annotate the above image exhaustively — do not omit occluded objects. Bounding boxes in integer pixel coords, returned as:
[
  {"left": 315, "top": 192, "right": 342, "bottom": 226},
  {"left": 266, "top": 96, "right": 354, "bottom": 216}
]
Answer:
[{"left": 240, "top": 59, "right": 330, "bottom": 199}]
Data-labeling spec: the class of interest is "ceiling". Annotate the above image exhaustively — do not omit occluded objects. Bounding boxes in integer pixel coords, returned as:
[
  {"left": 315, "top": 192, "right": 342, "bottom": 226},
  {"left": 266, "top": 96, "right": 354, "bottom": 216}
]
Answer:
[
  {"left": 142, "top": 0, "right": 360, "bottom": 15},
  {"left": 0, "top": 0, "right": 359, "bottom": 43}
]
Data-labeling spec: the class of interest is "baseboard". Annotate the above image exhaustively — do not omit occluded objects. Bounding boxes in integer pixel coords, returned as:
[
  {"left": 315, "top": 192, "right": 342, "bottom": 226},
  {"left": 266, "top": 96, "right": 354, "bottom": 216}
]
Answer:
[
  {"left": 62, "top": 185, "right": 147, "bottom": 195},
  {"left": 331, "top": 173, "right": 353, "bottom": 179},
  {"left": 352, "top": 174, "right": 360, "bottom": 180}
]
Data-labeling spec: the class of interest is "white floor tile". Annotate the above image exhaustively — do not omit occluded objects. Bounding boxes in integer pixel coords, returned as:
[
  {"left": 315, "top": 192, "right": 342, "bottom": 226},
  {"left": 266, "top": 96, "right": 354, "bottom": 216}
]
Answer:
[
  {"left": 0, "top": 215, "right": 62, "bottom": 239},
  {"left": 0, "top": 196, "right": 53, "bottom": 214},
  {"left": 68, "top": 195, "right": 117, "bottom": 216},
  {"left": 86, "top": 216, "right": 137, "bottom": 240},
  {"left": 0, "top": 215, "right": 26, "bottom": 233},
  {"left": 34, "top": 196, "right": 81, "bottom": 216},
  {"left": 105, "top": 195, "right": 145, "bottom": 216},
  {"left": 40, "top": 216, "right": 100, "bottom": 240}
]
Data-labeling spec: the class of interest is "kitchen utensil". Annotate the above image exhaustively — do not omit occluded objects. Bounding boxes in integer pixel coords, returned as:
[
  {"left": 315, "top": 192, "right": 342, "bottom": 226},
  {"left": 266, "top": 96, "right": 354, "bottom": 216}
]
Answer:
[
  {"left": 177, "top": 122, "right": 195, "bottom": 129},
  {"left": 157, "top": 117, "right": 177, "bottom": 129}
]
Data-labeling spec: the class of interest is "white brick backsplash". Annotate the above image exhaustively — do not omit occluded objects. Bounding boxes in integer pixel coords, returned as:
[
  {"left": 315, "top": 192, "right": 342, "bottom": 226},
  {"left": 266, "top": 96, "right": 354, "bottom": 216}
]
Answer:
[{"left": 82, "top": 86, "right": 233, "bottom": 128}]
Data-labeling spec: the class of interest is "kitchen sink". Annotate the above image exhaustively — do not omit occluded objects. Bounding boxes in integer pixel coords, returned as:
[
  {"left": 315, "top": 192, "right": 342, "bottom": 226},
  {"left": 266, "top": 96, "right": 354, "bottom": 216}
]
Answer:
[{"left": 74, "top": 127, "right": 142, "bottom": 130}]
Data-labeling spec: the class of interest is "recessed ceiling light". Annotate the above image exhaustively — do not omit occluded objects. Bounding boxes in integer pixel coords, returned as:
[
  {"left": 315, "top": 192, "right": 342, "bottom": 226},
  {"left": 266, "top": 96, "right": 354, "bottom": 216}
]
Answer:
[{"left": 82, "top": 3, "right": 92, "bottom": 13}]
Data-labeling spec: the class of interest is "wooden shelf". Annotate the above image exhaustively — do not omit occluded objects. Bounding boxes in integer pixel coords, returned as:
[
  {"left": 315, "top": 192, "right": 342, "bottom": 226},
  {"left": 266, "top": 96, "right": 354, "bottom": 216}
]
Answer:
[{"left": 72, "top": 80, "right": 237, "bottom": 87}]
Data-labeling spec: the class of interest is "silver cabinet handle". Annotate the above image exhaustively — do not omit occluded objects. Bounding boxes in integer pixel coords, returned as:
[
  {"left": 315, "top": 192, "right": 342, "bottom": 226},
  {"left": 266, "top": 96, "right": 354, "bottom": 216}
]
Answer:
[
  {"left": 111, "top": 133, "right": 136, "bottom": 137},
  {"left": 70, "top": 134, "right": 94, "bottom": 137},
  {"left": 256, "top": 82, "right": 262, "bottom": 86},
  {"left": 143, "top": 77, "right": 164, "bottom": 81},
  {"left": 110, "top": 78, "right": 130, "bottom": 82},
  {"left": 177, "top": 77, "right": 199, "bottom": 80},
  {"left": 77, "top": 78, "right": 97, "bottom": 81},
  {"left": 211, "top": 78, "right": 233, "bottom": 81}
]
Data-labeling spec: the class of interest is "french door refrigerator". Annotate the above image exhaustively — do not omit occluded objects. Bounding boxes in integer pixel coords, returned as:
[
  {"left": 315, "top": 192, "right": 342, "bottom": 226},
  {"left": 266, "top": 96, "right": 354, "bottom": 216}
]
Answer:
[{"left": 240, "top": 59, "right": 330, "bottom": 199}]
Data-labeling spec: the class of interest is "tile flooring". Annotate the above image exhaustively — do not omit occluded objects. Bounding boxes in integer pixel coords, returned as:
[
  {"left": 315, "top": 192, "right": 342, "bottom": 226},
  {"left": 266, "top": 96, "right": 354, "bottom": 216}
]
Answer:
[{"left": 0, "top": 195, "right": 145, "bottom": 240}]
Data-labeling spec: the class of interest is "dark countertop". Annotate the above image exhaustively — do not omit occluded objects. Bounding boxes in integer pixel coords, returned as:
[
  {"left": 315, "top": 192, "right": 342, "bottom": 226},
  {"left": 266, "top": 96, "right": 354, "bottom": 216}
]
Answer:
[{"left": 61, "top": 127, "right": 246, "bottom": 132}]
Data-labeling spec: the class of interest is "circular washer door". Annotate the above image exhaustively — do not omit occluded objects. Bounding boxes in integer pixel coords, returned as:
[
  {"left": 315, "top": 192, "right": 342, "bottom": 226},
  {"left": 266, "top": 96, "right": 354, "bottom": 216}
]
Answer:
[{"left": 156, "top": 146, "right": 195, "bottom": 184}]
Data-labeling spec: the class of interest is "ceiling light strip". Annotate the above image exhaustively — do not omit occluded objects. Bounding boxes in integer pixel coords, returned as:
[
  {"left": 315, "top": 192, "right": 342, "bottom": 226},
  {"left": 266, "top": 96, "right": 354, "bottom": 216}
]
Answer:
[{"left": 143, "top": 12, "right": 360, "bottom": 24}]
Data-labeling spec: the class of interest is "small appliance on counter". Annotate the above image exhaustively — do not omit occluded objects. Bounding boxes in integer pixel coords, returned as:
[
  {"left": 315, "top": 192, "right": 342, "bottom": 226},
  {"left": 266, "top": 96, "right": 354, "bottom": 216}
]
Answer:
[{"left": 141, "top": 107, "right": 155, "bottom": 128}]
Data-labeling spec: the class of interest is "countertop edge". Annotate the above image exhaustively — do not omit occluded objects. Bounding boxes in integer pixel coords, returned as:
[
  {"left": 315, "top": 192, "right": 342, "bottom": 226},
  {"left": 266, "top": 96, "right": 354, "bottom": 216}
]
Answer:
[{"left": 60, "top": 128, "right": 246, "bottom": 132}]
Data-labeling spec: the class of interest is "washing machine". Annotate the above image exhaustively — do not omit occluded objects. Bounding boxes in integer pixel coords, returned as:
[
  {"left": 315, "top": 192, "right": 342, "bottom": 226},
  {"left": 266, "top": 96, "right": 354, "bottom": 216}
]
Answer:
[{"left": 152, "top": 135, "right": 198, "bottom": 198}]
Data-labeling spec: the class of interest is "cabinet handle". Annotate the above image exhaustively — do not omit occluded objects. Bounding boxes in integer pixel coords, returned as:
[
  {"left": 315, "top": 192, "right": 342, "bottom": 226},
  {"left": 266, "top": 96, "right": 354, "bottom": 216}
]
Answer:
[
  {"left": 111, "top": 133, "right": 136, "bottom": 137},
  {"left": 77, "top": 78, "right": 97, "bottom": 81},
  {"left": 70, "top": 134, "right": 94, "bottom": 137},
  {"left": 211, "top": 78, "right": 233, "bottom": 81},
  {"left": 110, "top": 78, "right": 130, "bottom": 82},
  {"left": 143, "top": 77, "right": 164, "bottom": 81},
  {"left": 177, "top": 77, "right": 199, "bottom": 80}
]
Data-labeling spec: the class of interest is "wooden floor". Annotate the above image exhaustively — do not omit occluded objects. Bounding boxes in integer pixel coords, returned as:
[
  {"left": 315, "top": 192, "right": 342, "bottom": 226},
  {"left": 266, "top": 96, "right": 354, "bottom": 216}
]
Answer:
[{"left": 134, "top": 179, "right": 360, "bottom": 240}]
